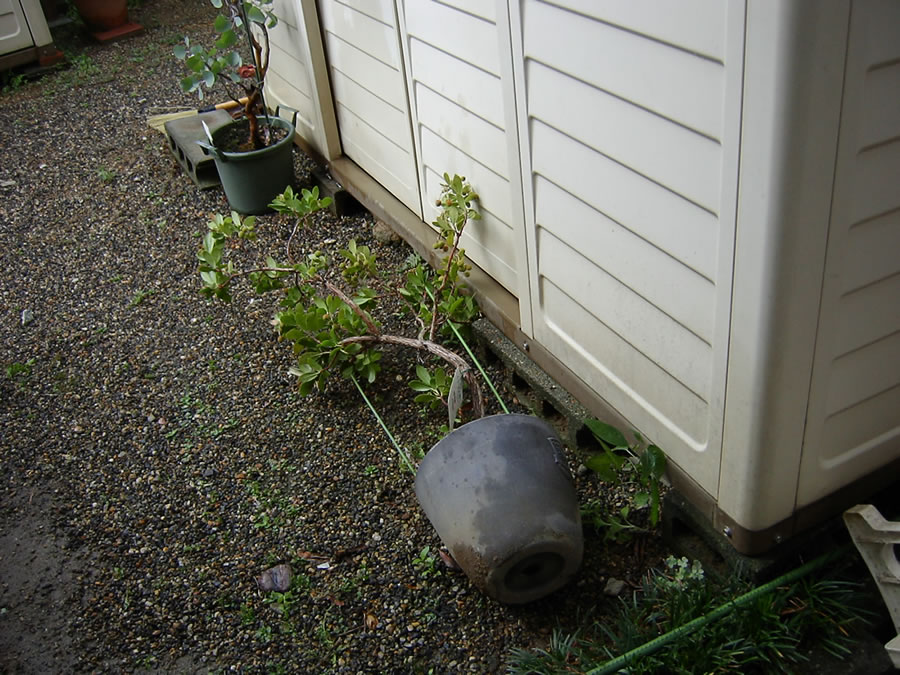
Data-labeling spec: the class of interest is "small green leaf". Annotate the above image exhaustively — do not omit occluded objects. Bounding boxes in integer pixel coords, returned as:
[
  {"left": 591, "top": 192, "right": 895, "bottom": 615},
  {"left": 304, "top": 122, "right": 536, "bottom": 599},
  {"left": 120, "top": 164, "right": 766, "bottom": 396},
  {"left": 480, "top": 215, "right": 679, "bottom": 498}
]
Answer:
[
  {"left": 200, "top": 269, "right": 220, "bottom": 289},
  {"left": 584, "top": 453, "right": 618, "bottom": 483},
  {"left": 414, "top": 364, "right": 431, "bottom": 385},
  {"left": 585, "top": 419, "right": 628, "bottom": 449},
  {"left": 215, "top": 29, "right": 238, "bottom": 49},
  {"left": 185, "top": 53, "right": 205, "bottom": 72},
  {"left": 246, "top": 5, "right": 265, "bottom": 24}
]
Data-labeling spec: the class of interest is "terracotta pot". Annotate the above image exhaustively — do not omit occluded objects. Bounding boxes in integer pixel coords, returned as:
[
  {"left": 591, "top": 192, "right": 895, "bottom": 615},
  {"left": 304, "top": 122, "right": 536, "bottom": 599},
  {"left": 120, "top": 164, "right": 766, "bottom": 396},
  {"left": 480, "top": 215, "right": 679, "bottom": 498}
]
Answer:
[{"left": 72, "top": 0, "right": 129, "bottom": 31}]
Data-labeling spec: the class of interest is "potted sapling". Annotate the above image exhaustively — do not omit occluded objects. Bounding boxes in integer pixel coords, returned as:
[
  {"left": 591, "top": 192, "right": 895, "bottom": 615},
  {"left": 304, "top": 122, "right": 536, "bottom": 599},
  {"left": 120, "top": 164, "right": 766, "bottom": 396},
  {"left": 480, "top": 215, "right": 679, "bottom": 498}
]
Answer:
[{"left": 175, "top": 0, "right": 295, "bottom": 214}]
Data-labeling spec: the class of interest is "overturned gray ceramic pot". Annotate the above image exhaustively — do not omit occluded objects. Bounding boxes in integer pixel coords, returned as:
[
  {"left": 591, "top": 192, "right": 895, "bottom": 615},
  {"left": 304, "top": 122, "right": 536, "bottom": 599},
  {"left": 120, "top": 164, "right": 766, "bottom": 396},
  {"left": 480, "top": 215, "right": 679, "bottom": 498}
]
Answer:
[{"left": 414, "top": 414, "right": 583, "bottom": 603}]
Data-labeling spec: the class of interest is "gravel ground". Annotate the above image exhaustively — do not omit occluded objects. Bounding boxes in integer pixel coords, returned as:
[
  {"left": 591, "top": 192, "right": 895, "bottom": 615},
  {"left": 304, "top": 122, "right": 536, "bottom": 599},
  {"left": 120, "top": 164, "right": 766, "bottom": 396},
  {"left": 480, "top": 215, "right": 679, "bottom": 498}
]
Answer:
[{"left": 0, "top": 2, "right": 667, "bottom": 673}]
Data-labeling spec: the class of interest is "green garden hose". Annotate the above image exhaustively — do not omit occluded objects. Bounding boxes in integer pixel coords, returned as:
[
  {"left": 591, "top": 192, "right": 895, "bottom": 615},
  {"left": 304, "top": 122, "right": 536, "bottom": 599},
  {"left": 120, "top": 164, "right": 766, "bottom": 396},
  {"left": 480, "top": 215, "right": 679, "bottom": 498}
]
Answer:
[
  {"left": 422, "top": 284, "right": 509, "bottom": 414},
  {"left": 445, "top": 319, "right": 509, "bottom": 414},
  {"left": 350, "top": 373, "right": 415, "bottom": 474}
]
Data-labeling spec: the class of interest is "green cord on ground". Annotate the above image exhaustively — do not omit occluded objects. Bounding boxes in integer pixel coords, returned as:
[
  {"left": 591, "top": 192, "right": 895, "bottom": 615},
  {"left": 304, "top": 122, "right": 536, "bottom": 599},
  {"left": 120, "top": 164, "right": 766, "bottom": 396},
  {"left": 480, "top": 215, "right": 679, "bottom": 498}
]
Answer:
[
  {"left": 350, "top": 374, "right": 416, "bottom": 474},
  {"left": 423, "top": 286, "right": 508, "bottom": 414},
  {"left": 446, "top": 320, "right": 509, "bottom": 414}
]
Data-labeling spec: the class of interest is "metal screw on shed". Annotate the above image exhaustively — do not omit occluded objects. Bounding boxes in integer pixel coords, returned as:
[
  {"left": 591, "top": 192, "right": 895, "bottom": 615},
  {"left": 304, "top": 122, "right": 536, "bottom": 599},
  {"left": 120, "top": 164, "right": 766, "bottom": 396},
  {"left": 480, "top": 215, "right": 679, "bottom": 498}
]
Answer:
[
  {"left": 723, "top": 526, "right": 733, "bottom": 538},
  {"left": 523, "top": 342, "right": 529, "bottom": 352}
]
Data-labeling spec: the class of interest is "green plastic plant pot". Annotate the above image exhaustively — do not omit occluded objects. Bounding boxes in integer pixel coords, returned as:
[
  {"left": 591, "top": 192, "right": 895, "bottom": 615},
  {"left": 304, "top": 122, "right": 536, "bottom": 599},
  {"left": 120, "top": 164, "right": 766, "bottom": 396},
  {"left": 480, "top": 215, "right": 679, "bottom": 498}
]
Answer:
[
  {"left": 200, "top": 116, "right": 295, "bottom": 215},
  {"left": 414, "top": 414, "right": 583, "bottom": 604}
]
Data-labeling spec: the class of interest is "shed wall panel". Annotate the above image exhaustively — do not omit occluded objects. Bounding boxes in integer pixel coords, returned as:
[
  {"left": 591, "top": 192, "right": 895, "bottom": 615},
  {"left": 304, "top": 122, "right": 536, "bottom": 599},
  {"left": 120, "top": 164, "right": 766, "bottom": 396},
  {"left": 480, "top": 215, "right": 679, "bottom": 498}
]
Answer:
[
  {"left": 537, "top": 224, "right": 714, "bottom": 403},
  {"left": 408, "top": 39, "right": 505, "bottom": 128},
  {"left": 526, "top": 60, "right": 723, "bottom": 214},
  {"left": 331, "top": 0, "right": 394, "bottom": 24},
  {"left": 320, "top": 0, "right": 399, "bottom": 68},
  {"left": 820, "top": 385, "right": 900, "bottom": 465},
  {"left": 442, "top": 0, "right": 496, "bottom": 23},
  {"left": 529, "top": 119, "right": 719, "bottom": 281},
  {"left": 404, "top": 0, "right": 500, "bottom": 76},
  {"left": 329, "top": 68, "right": 410, "bottom": 149},
  {"left": 402, "top": 0, "right": 522, "bottom": 296},
  {"left": 335, "top": 103, "right": 418, "bottom": 211},
  {"left": 540, "top": 278, "right": 711, "bottom": 445},
  {"left": 322, "top": 33, "right": 406, "bottom": 109},
  {"left": 0, "top": 0, "right": 32, "bottom": 53},
  {"left": 522, "top": 0, "right": 726, "bottom": 139},
  {"left": 799, "top": 0, "right": 900, "bottom": 505},
  {"left": 419, "top": 136, "right": 518, "bottom": 294},
  {"left": 534, "top": 177, "right": 716, "bottom": 354},
  {"left": 318, "top": 0, "right": 420, "bottom": 213},
  {"left": 266, "top": 0, "right": 340, "bottom": 159},
  {"left": 546, "top": 0, "right": 728, "bottom": 61},
  {"left": 860, "top": 62, "right": 900, "bottom": 146},
  {"left": 842, "top": 209, "right": 900, "bottom": 291},
  {"left": 414, "top": 83, "right": 508, "bottom": 180},
  {"left": 833, "top": 275, "right": 900, "bottom": 356},
  {"left": 518, "top": 0, "right": 744, "bottom": 493}
]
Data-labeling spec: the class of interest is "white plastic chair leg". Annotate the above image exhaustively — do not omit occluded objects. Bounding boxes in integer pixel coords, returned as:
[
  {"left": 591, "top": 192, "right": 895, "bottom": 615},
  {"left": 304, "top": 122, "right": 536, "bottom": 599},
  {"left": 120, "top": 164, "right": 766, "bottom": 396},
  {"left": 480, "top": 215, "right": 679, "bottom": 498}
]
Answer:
[{"left": 844, "top": 504, "right": 900, "bottom": 668}]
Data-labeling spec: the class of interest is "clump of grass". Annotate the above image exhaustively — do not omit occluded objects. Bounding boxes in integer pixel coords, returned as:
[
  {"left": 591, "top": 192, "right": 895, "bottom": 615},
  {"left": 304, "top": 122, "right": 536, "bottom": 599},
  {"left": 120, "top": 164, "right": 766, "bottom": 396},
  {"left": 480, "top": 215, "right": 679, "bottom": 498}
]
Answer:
[
  {"left": 129, "top": 288, "right": 156, "bottom": 307},
  {"left": 6, "top": 358, "right": 35, "bottom": 379},
  {"left": 509, "top": 553, "right": 875, "bottom": 674},
  {"left": 97, "top": 167, "right": 117, "bottom": 183}
]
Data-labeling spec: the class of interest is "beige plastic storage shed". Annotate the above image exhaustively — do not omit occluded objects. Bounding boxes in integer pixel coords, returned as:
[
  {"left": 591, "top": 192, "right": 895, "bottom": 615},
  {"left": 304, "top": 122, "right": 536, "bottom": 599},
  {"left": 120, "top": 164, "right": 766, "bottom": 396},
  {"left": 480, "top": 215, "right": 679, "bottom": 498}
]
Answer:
[
  {"left": 264, "top": 0, "right": 900, "bottom": 555},
  {"left": 0, "top": 0, "right": 57, "bottom": 70}
]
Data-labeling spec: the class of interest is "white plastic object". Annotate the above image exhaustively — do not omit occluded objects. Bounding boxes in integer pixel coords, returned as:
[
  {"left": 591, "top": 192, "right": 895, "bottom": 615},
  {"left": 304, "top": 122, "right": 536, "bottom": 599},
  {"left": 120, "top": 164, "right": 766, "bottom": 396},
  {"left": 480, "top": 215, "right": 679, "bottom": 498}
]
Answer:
[{"left": 844, "top": 504, "right": 900, "bottom": 668}]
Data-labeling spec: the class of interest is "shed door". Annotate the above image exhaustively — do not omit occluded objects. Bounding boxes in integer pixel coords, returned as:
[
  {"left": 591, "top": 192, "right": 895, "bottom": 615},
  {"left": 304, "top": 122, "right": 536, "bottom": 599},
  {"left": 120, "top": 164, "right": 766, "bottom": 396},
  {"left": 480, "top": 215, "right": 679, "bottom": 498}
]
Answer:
[
  {"left": 0, "top": 0, "right": 34, "bottom": 55},
  {"left": 512, "top": 0, "right": 746, "bottom": 495},
  {"left": 398, "top": 0, "right": 529, "bottom": 299},
  {"left": 317, "top": 0, "right": 422, "bottom": 216}
]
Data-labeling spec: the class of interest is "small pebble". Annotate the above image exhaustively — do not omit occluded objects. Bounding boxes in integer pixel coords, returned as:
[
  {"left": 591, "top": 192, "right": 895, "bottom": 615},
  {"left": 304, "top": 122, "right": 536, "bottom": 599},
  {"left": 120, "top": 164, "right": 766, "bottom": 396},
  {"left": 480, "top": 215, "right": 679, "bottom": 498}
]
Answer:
[{"left": 604, "top": 577, "right": 627, "bottom": 597}]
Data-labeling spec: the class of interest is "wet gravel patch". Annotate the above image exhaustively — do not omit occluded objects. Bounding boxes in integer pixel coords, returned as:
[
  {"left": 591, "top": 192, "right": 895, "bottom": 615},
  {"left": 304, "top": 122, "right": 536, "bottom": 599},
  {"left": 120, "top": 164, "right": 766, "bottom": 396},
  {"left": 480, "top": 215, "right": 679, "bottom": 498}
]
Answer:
[{"left": 0, "top": 2, "right": 666, "bottom": 672}]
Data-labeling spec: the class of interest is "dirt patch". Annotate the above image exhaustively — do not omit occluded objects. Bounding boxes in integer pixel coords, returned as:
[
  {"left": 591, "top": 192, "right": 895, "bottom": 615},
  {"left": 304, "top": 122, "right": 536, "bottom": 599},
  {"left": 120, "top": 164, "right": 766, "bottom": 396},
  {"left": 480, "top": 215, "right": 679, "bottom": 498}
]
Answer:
[{"left": 0, "top": 487, "right": 90, "bottom": 673}]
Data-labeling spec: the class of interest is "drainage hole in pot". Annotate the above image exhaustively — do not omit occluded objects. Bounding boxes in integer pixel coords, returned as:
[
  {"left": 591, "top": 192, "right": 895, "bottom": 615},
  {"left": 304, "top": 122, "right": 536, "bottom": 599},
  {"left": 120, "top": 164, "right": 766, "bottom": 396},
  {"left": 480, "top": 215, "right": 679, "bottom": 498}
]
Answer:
[{"left": 504, "top": 552, "right": 565, "bottom": 592}]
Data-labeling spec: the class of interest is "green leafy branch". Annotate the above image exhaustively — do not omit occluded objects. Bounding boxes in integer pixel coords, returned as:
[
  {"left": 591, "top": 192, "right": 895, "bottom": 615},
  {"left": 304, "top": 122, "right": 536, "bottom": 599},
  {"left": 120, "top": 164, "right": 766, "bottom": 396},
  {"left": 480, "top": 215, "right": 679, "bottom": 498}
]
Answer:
[
  {"left": 197, "top": 176, "right": 485, "bottom": 419},
  {"left": 409, "top": 364, "right": 452, "bottom": 411},
  {"left": 398, "top": 173, "right": 481, "bottom": 343}
]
